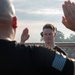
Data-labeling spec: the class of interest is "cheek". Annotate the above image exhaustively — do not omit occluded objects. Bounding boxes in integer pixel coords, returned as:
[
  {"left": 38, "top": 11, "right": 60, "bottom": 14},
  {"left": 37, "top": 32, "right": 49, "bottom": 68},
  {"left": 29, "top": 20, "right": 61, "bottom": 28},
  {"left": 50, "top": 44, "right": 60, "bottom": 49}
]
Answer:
[
  {"left": 50, "top": 34, "right": 54, "bottom": 37},
  {"left": 43, "top": 35, "right": 47, "bottom": 38},
  {"left": 51, "top": 35, "right": 54, "bottom": 38}
]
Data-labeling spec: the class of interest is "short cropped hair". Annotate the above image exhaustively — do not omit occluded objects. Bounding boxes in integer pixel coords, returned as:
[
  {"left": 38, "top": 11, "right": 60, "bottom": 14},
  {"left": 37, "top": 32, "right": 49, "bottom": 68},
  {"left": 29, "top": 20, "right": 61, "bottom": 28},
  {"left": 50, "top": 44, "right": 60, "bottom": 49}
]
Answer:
[
  {"left": 40, "top": 23, "right": 57, "bottom": 37},
  {"left": 43, "top": 23, "right": 57, "bottom": 32}
]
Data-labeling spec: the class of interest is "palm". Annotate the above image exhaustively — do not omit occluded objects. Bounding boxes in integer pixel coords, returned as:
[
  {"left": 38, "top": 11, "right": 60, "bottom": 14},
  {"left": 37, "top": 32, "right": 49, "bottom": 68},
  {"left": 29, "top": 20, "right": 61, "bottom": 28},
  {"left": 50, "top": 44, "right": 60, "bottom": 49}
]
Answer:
[{"left": 20, "top": 28, "right": 30, "bottom": 44}]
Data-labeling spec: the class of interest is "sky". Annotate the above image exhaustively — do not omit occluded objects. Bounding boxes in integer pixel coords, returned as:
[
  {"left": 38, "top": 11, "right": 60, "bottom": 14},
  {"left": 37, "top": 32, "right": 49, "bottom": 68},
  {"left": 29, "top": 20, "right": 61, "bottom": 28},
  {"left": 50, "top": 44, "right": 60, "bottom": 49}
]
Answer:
[{"left": 12, "top": 0, "right": 75, "bottom": 43}]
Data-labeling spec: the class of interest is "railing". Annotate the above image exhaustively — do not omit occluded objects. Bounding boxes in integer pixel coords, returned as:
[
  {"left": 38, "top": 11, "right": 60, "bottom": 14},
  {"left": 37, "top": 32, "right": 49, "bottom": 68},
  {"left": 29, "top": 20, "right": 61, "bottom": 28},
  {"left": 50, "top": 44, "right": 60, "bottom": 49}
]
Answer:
[{"left": 25, "top": 42, "right": 75, "bottom": 59}]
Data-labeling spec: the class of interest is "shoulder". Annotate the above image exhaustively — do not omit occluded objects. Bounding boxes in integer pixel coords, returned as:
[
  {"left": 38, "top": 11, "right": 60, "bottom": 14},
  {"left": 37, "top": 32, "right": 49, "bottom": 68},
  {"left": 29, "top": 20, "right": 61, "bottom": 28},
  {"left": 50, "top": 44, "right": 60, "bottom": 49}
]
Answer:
[
  {"left": 15, "top": 43, "right": 52, "bottom": 55},
  {"left": 54, "top": 45, "right": 62, "bottom": 49},
  {"left": 53, "top": 45, "right": 63, "bottom": 52},
  {"left": 54, "top": 45, "right": 67, "bottom": 55}
]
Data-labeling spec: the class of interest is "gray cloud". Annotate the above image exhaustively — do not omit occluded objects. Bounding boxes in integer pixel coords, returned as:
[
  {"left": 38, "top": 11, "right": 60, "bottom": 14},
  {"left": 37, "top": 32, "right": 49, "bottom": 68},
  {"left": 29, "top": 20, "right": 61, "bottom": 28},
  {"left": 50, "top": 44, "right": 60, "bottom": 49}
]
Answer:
[
  {"left": 16, "top": 11, "right": 62, "bottom": 22},
  {"left": 12, "top": 0, "right": 64, "bottom": 22},
  {"left": 13, "top": 0, "right": 63, "bottom": 9}
]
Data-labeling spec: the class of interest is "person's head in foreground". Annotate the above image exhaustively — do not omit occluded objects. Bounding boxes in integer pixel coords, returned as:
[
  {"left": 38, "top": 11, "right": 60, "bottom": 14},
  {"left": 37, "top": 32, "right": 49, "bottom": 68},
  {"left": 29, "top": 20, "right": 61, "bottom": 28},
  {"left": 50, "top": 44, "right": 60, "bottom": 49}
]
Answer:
[{"left": 0, "top": 0, "right": 17, "bottom": 41}]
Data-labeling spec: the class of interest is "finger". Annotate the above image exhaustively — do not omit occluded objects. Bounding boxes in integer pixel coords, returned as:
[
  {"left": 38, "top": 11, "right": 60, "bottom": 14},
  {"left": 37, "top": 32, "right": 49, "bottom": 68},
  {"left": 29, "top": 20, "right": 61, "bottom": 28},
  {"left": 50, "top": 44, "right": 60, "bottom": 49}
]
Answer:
[
  {"left": 65, "top": 0, "right": 75, "bottom": 20},
  {"left": 62, "top": 16, "right": 70, "bottom": 28},
  {"left": 62, "top": 16, "right": 67, "bottom": 27},
  {"left": 22, "top": 28, "right": 29, "bottom": 36},
  {"left": 62, "top": 4, "right": 70, "bottom": 21},
  {"left": 62, "top": 16, "right": 75, "bottom": 31},
  {"left": 67, "top": 0, "right": 75, "bottom": 17},
  {"left": 62, "top": 1, "right": 74, "bottom": 23},
  {"left": 27, "top": 35, "right": 30, "bottom": 39},
  {"left": 70, "top": 2, "right": 75, "bottom": 19},
  {"left": 65, "top": 1, "right": 75, "bottom": 24}
]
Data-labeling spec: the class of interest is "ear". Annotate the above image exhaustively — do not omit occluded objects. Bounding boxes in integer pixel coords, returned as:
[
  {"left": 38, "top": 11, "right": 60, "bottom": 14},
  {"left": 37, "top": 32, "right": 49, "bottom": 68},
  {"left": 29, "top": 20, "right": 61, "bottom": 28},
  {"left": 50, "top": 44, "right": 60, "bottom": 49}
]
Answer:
[
  {"left": 12, "top": 16, "right": 17, "bottom": 29},
  {"left": 54, "top": 33, "right": 56, "bottom": 37},
  {"left": 40, "top": 32, "right": 43, "bottom": 37}
]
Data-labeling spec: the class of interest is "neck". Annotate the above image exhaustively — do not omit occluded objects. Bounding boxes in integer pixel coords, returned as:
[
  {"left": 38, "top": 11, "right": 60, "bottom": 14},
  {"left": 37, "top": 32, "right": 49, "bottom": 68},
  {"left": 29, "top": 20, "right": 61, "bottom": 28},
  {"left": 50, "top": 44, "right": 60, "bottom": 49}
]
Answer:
[
  {"left": 0, "top": 37, "right": 12, "bottom": 41},
  {"left": 0, "top": 28, "right": 15, "bottom": 41},
  {"left": 44, "top": 42, "right": 56, "bottom": 48}
]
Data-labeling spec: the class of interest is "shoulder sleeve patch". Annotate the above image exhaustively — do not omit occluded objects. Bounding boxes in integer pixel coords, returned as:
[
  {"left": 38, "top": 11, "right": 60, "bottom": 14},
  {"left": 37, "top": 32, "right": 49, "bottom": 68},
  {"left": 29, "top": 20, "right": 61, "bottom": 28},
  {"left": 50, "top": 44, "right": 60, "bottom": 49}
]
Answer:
[{"left": 52, "top": 52, "right": 66, "bottom": 71}]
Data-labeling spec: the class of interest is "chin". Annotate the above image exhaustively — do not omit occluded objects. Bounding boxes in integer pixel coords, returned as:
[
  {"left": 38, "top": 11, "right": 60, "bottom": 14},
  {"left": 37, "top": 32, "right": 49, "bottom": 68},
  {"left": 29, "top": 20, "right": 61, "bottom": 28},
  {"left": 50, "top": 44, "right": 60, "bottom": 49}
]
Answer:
[{"left": 46, "top": 41, "right": 51, "bottom": 44}]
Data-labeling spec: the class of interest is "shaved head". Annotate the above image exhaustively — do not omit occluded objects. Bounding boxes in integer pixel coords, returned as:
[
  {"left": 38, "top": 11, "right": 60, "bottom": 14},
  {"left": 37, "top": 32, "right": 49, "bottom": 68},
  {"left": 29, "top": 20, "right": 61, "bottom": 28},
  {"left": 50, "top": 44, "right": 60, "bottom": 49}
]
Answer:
[
  {"left": 0, "top": 0, "right": 15, "bottom": 20},
  {"left": 0, "top": 0, "right": 17, "bottom": 40}
]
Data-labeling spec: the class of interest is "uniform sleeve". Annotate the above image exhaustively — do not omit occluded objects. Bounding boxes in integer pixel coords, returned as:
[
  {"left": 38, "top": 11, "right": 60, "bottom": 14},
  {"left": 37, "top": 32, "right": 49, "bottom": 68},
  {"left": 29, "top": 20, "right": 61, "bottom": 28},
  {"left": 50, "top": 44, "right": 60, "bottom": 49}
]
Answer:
[
  {"left": 32, "top": 46, "right": 74, "bottom": 75},
  {"left": 54, "top": 46, "right": 67, "bottom": 56}
]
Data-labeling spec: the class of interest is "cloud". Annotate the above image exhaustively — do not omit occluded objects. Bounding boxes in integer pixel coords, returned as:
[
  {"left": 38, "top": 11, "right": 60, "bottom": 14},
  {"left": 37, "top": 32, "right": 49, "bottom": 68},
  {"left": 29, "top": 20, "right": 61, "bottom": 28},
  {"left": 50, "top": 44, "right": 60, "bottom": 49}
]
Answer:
[
  {"left": 16, "top": 8, "right": 62, "bottom": 23},
  {"left": 17, "top": 8, "right": 62, "bottom": 15},
  {"left": 13, "top": 0, "right": 64, "bottom": 22},
  {"left": 30, "top": 9, "right": 58, "bottom": 15}
]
